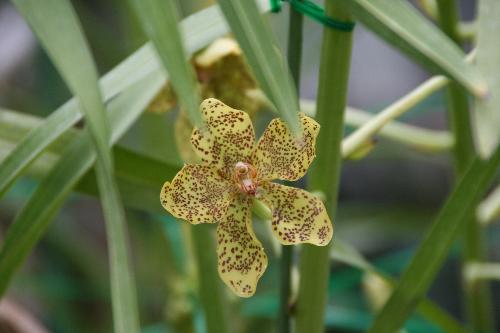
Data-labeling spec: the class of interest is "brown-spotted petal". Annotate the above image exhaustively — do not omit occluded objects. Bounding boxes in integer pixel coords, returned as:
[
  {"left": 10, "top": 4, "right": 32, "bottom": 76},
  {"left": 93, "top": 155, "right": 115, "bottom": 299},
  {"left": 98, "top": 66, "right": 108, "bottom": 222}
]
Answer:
[
  {"left": 259, "top": 182, "right": 333, "bottom": 246},
  {"left": 160, "top": 164, "right": 233, "bottom": 224},
  {"left": 252, "top": 114, "right": 319, "bottom": 181},
  {"left": 217, "top": 196, "right": 268, "bottom": 297},
  {"left": 191, "top": 98, "right": 255, "bottom": 170}
]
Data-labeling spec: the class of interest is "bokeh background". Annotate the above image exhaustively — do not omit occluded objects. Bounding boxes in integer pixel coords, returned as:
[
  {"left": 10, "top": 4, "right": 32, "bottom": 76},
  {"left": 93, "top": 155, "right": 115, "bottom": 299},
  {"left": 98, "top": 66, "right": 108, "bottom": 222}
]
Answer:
[{"left": 0, "top": 0, "right": 498, "bottom": 332}]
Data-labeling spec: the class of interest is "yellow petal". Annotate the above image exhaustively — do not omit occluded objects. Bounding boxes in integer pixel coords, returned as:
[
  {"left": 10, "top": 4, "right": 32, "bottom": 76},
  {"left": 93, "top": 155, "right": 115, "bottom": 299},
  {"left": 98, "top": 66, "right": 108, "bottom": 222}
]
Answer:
[
  {"left": 160, "top": 164, "right": 233, "bottom": 224},
  {"left": 252, "top": 114, "right": 319, "bottom": 181},
  {"left": 259, "top": 182, "right": 333, "bottom": 246},
  {"left": 191, "top": 98, "right": 255, "bottom": 170},
  {"left": 217, "top": 197, "right": 268, "bottom": 297}
]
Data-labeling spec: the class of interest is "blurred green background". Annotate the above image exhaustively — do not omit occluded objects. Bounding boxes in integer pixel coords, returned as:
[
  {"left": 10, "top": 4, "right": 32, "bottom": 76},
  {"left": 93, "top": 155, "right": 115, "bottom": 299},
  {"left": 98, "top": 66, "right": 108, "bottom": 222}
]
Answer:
[{"left": 0, "top": 0, "right": 498, "bottom": 332}]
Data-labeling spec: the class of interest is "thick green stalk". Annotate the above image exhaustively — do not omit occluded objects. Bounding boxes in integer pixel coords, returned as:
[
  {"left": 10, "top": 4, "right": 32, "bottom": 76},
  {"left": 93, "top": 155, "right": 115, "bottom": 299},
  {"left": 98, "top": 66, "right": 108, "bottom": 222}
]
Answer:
[
  {"left": 295, "top": 3, "right": 353, "bottom": 333},
  {"left": 278, "top": 5, "right": 304, "bottom": 333},
  {"left": 436, "top": 0, "right": 461, "bottom": 44},
  {"left": 436, "top": 1, "right": 493, "bottom": 331},
  {"left": 191, "top": 226, "right": 228, "bottom": 333}
]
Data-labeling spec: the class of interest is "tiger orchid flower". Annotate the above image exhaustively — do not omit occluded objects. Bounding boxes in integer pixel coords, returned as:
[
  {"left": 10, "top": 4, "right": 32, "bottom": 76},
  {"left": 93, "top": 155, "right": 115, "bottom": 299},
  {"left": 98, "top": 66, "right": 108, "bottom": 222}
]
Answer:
[{"left": 160, "top": 98, "right": 333, "bottom": 297}]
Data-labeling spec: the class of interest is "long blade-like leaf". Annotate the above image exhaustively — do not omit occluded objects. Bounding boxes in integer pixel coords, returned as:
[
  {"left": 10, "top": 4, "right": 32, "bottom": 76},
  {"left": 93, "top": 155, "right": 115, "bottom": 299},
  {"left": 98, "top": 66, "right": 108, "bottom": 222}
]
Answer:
[
  {"left": 0, "top": 72, "right": 164, "bottom": 330},
  {"left": 338, "top": 0, "right": 488, "bottom": 97},
  {"left": 129, "top": 4, "right": 230, "bottom": 331},
  {"left": 0, "top": 136, "right": 177, "bottom": 215},
  {"left": 367, "top": 148, "right": 500, "bottom": 333},
  {"left": 0, "top": 3, "right": 235, "bottom": 198},
  {"left": 217, "top": 0, "right": 301, "bottom": 135},
  {"left": 331, "top": 240, "right": 470, "bottom": 333},
  {"left": 12, "top": 0, "right": 111, "bottom": 161},
  {"left": 472, "top": 0, "right": 500, "bottom": 158},
  {"left": 129, "top": 0, "right": 202, "bottom": 127},
  {"left": 76, "top": 148, "right": 179, "bottom": 214},
  {"left": 0, "top": 108, "right": 180, "bottom": 187},
  {"left": 11, "top": 1, "right": 141, "bottom": 330}
]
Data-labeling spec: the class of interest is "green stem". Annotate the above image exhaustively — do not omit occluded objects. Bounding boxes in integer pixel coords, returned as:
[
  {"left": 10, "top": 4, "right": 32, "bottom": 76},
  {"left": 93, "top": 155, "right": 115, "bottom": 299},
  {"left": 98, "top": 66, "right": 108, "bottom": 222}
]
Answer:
[
  {"left": 446, "top": 85, "right": 475, "bottom": 173},
  {"left": 436, "top": 1, "right": 494, "bottom": 331},
  {"left": 250, "top": 97, "right": 454, "bottom": 152},
  {"left": 278, "top": 5, "right": 304, "bottom": 333},
  {"left": 341, "top": 107, "right": 453, "bottom": 153},
  {"left": 436, "top": 0, "right": 460, "bottom": 44},
  {"left": 340, "top": 75, "right": 448, "bottom": 157},
  {"left": 295, "top": 2, "right": 353, "bottom": 333},
  {"left": 190, "top": 226, "right": 228, "bottom": 333}
]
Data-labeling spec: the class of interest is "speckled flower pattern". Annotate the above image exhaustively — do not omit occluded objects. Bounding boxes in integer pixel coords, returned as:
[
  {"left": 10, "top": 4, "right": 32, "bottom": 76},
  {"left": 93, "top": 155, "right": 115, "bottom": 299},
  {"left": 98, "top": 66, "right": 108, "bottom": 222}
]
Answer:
[{"left": 161, "top": 98, "right": 333, "bottom": 297}]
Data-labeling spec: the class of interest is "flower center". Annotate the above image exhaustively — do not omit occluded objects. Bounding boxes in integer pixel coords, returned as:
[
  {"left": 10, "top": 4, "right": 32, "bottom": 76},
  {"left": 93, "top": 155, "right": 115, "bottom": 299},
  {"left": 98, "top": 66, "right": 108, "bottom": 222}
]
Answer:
[{"left": 233, "top": 161, "right": 258, "bottom": 196}]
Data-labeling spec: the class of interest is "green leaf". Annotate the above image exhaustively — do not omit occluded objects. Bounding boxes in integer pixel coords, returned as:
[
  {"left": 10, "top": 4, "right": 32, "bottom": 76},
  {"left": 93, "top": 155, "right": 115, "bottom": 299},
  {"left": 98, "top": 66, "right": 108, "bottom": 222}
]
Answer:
[
  {"left": 12, "top": 0, "right": 111, "bottom": 163},
  {"left": 3, "top": 102, "right": 469, "bottom": 333},
  {"left": 472, "top": 0, "right": 500, "bottom": 158},
  {"left": 0, "top": 107, "right": 179, "bottom": 198},
  {"left": 331, "top": 238, "right": 373, "bottom": 272},
  {"left": 129, "top": 0, "right": 202, "bottom": 127},
  {"left": 0, "top": 133, "right": 176, "bottom": 215},
  {"left": 254, "top": 195, "right": 468, "bottom": 333},
  {"left": 338, "top": 0, "right": 488, "bottom": 98},
  {"left": 295, "top": 2, "right": 352, "bottom": 332},
  {"left": 367, "top": 148, "right": 500, "bottom": 333},
  {"left": 0, "top": 101, "right": 80, "bottom": 197},
  {"left": 128, "top": 5, "right": 231, "bottom": 331},
  {"left": 11, "top": 1, "right": 142, "bottom": 330},
  {"left": 0, "top": 3, "right": 234, "bottom": 197},
  {"left": 0, "top": 72, "right": 164, "bottom": 330},
  {"left": 0, "top": 41, "right": 160, "bottom": 197},
  {"left": 217, "top": 0, "right": 301, "bottom": 135},
  {"left": 190, "top": 226, "right": 229, "bottom": 333},
  {"left": 76, "top": 148, "right": 179, "bottom": 214},
  {"left": 330, "top": 240, "right": 470, "bottom": 333}
]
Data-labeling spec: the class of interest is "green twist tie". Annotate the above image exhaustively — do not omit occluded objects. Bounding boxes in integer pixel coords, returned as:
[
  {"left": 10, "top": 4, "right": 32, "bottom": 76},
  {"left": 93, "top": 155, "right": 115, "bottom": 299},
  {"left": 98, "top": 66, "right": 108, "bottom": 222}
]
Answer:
[{"left": 270, "top": 0, "right": 355, "bottom": 32}]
